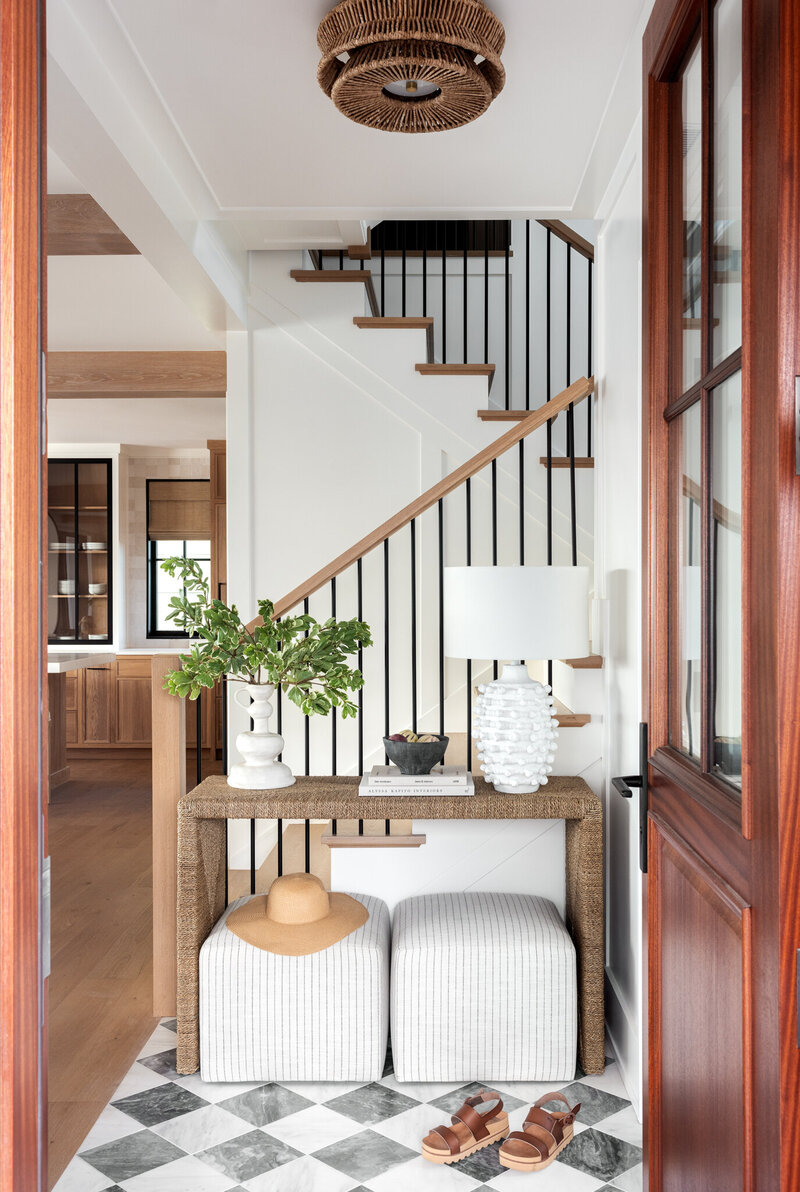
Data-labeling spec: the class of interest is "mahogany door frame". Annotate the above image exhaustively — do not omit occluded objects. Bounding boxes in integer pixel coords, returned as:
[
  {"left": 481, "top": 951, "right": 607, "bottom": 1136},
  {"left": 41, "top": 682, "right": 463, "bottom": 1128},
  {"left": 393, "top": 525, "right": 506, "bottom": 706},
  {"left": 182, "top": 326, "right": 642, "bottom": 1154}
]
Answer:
[
  {"left": 642, "top": 0, "right": 798, "bottom": 1187},
  {"left": 0, "top": 0, "right": 47, "bottom": 1189}
]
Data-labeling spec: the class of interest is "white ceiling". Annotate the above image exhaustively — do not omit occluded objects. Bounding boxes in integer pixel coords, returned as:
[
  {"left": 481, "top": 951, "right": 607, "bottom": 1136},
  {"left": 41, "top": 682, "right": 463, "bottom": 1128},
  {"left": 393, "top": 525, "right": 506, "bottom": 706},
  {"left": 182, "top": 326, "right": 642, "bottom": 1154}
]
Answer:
[{"left": 104, "top": 0, "right": 645, "bottom": 218}]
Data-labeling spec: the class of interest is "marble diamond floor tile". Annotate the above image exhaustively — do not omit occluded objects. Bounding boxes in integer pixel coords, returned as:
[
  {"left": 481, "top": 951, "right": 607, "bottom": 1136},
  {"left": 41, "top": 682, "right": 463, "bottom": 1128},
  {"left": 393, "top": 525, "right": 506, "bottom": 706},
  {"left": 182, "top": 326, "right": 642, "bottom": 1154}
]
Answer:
[{"left": 55, "top": 1018, "right": 642, "bottom": 1192}]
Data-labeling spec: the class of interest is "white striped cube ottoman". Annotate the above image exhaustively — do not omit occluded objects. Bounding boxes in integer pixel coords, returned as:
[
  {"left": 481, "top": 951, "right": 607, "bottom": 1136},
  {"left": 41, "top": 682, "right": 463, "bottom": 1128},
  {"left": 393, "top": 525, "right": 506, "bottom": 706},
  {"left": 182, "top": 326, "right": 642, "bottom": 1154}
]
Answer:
[
  {"left": 391, "top": 892, "right": 577, "bottom": 1083},
  {"left": 199, "top": 893, "right": 390, "bottom": 1082}
]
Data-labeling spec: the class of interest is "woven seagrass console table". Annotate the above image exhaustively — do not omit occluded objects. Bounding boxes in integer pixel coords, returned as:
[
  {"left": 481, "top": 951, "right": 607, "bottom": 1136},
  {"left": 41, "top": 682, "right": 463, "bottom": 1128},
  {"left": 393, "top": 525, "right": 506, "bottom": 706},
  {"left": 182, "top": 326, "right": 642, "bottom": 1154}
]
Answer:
[{"left": 175, "top": 774, "right": 604, "bottom": 1076}]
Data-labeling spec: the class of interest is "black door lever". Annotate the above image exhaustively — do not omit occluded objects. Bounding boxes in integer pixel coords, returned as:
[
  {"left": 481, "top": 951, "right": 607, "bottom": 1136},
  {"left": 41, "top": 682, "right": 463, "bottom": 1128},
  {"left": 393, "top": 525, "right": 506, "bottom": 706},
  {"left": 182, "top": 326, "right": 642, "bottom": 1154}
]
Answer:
[
  {"left": 612, "top": 775, "right": 642, "bottom": 799},
  {"left": 611, "top": 724, "right": 649, "bottom": 873}
]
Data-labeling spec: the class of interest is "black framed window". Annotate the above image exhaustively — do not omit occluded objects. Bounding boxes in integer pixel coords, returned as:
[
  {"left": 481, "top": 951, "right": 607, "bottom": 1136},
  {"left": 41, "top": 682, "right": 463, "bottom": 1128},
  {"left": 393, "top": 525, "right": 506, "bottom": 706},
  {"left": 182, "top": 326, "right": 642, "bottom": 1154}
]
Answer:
[
  {"left": 146, "top": 477, "right": 211, "bottom": 638},
  {"left": 147, "top": 538, "right": 210, "bottom": 638}
]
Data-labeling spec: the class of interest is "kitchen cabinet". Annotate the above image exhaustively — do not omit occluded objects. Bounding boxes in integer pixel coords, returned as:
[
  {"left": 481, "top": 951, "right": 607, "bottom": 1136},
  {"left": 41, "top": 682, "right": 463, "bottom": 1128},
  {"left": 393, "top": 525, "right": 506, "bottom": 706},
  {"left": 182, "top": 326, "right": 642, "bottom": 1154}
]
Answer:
[
  {"left": 66, "top": 655, "right": 214, "bottom": 751},
  {"left": 48, "top": 458, "right": 113, "bottom": 645}
]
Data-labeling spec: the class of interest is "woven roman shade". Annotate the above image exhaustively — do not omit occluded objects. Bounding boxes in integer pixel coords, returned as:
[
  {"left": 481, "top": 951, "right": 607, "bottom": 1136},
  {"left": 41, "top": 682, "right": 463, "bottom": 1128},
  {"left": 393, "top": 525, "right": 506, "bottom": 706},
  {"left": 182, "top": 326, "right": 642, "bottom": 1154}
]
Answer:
[{"left": 147, "top": 480, "right": 210, "bottom": 541}]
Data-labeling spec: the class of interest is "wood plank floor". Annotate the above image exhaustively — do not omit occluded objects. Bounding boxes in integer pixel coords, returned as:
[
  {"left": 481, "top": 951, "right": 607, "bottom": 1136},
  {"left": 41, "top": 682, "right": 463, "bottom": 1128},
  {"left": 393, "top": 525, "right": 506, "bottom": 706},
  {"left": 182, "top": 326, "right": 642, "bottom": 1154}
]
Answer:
[{"left": 47, "top": 757, "right": 158, "bottom": 1189}]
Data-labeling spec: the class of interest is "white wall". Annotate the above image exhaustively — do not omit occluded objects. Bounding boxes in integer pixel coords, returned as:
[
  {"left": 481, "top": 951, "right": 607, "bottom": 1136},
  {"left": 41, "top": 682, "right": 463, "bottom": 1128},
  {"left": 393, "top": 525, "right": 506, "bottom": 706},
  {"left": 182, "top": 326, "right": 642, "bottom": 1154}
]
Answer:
[{"left": 595, "top": 114, "right": 645, "bottom": 1117}]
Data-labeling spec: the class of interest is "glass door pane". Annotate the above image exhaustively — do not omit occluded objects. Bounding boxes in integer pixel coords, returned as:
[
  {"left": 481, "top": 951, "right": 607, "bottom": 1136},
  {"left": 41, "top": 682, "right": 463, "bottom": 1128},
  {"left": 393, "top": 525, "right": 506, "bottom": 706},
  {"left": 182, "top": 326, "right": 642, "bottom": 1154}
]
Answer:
[
  {"left": 672, "top": 401, "right": 703, "bottom": 759},
  {"left": 713, "top": 0, "right": 742, "bottom": 364},
  {"left": 711, "top": 371, "right": 742, "bottom": 786},
  {"left": 682, "top": 40, "right": 703, "bottom": 392}
]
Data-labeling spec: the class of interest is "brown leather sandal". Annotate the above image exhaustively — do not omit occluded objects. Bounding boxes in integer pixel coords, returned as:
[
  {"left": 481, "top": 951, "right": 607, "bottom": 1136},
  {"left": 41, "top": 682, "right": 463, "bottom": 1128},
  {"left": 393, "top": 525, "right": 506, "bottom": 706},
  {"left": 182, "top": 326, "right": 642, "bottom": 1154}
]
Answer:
[
  {"left": 421, "top": 1090, "right": 509, "bottom": 1165},
  {"left": 498, "top": 1092, "right": 581, "bottom": 1172}
]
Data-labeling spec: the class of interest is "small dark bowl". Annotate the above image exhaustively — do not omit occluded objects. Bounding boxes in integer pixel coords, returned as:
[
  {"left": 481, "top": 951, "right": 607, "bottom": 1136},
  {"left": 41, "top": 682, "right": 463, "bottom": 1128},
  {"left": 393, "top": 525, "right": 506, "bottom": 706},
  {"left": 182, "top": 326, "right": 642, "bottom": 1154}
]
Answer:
[{"left": 383, "top": 735, "right": 449, "bottom": 775}]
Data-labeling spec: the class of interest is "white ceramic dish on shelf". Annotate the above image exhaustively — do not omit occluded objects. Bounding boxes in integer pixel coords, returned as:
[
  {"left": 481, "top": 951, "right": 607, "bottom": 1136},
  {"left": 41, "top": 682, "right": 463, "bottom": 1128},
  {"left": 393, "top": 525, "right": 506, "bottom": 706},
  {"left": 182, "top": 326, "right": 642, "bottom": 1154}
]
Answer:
[
  {"left": 57, "top": 580, "right": 75, "bottom": 595},
  {"left": 49, "top": 542, "right": 73, "bottom": 551},
  {"left": 87, "top": 633, "right": 106, "bottom": 640},
  {"left": 87, "top": 583, "right": 107, "bottom": 595},
  {"left": 83, "top": 541, "right": 107, "bottom": 551}
]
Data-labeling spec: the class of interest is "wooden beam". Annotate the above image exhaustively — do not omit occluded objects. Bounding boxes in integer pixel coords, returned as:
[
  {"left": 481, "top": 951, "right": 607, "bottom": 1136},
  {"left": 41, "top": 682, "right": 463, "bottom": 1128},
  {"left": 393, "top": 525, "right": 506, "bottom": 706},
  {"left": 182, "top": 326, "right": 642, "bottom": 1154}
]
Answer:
[
  {"left": 537, "top": 220, "right": 595, "bottom": 262},
  {"left": 46, "top": 194, "right": 138, "bottom": 256},
  {"left": 255, "top": 376, "right": 594, "bottom": 624},
  {"left": 151, "top": 656, "right": 186, "bottom": 1017},
  {"left": 47, "top": 351, "right": 227, "bottom": 399}
]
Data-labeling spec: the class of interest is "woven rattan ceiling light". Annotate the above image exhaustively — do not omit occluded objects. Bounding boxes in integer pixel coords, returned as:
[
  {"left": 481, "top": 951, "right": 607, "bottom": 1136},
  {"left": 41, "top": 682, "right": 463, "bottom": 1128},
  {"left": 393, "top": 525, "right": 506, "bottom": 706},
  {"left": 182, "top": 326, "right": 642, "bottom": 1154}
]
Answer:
[{"left": 317, "top": 1, "right": 506, "bottom": 133}]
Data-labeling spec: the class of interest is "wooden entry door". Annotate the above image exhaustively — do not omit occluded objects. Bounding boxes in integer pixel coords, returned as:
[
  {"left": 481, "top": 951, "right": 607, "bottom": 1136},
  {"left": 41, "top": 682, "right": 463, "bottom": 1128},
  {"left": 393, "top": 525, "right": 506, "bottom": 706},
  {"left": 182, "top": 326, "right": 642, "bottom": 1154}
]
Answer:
[
  {"left": 643, "top": 0, "right": 800, "bottom": 1187},
  {"left": 0, "top": 0, "right": 47, "bottom": 1188}
]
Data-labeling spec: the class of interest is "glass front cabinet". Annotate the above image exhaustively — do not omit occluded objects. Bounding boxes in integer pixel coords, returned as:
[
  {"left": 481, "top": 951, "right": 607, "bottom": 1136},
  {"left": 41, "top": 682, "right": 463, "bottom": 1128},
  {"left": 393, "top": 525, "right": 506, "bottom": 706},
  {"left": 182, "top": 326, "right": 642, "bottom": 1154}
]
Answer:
[{"left": 47, "top": 459, "right": 113, "bottom": 645}]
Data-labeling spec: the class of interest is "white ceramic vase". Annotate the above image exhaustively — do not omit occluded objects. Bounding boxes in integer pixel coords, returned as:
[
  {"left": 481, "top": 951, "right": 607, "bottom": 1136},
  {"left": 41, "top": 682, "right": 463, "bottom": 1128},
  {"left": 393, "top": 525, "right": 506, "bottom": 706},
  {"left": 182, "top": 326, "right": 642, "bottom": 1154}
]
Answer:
[
  {"left": 227, "top": 682, "right": 295, "bottom": 790},
  {"left": 473, "top": 662, "right": 559, "bottom": 793}
]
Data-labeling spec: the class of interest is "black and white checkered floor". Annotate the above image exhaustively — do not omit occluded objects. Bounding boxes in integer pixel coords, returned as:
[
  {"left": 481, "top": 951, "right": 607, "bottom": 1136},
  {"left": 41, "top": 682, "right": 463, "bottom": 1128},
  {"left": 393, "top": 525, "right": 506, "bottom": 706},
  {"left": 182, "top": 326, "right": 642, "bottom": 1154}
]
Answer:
[{"left": 54, "top": 1019, "right": 642, "bottom": 1192}]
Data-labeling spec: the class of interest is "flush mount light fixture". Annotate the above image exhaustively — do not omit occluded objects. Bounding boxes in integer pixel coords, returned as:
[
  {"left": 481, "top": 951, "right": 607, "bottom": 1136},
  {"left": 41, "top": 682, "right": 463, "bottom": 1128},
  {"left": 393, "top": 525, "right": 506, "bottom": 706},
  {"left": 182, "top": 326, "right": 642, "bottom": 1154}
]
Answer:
[{"left": 316, "top": 0, "right": 505, "bottom": 134}]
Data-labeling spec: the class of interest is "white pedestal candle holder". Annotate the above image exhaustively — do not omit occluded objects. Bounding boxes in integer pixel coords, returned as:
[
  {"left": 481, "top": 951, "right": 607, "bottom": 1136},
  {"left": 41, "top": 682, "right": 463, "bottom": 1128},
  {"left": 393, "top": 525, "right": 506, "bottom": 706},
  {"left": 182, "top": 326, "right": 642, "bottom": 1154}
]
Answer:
[{"left": 473, "top": 662, "right": 558, "bottom": 793}]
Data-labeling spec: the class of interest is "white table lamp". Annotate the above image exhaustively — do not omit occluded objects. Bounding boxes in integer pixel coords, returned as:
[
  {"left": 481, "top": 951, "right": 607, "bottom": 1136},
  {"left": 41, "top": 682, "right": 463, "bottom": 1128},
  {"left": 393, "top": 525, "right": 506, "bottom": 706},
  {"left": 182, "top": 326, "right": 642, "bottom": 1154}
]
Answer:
[{"left": 444, "top": 566, "right": 590, "bottom": 793}]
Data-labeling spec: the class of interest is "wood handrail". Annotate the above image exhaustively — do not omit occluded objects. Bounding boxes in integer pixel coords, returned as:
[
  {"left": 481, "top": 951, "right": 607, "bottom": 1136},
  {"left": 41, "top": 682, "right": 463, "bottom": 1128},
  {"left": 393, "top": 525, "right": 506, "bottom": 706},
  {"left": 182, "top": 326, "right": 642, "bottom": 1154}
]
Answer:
[
  {"left": 537, "top": 220, "right": 594, "bottom": 262},
  {"left": 247, "top": 376, "right": 594, "bottom": 627}
]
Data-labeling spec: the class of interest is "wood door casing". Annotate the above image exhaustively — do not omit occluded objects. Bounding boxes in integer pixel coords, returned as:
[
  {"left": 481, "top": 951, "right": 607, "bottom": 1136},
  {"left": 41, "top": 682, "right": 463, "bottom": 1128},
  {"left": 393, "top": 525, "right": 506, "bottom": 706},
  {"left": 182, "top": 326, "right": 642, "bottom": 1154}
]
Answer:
[
  {"left": 643, "top": 0, "right": 784, "bottom": 1187},
  {"left": 0, "top": 0, "right": 46, "bottom": 1185}
]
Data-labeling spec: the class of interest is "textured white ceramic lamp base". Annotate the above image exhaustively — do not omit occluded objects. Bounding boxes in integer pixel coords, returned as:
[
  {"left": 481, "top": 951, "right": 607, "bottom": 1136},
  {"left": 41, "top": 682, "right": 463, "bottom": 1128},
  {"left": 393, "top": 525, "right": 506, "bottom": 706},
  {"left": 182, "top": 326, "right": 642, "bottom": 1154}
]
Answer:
[
  {"left": 227, "top": 682, "right": 295, "bottom": 790},
  {"left": 473, "top": 663, "right": 558, "bottom": 794}
]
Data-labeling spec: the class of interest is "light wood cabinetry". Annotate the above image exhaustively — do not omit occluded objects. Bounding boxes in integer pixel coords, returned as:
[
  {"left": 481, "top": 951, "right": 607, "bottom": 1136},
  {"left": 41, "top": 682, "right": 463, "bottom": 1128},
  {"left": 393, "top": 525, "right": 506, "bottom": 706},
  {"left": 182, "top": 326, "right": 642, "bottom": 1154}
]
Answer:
[{"left": 66, "top": 655, "right": 213, "bottom": 752}]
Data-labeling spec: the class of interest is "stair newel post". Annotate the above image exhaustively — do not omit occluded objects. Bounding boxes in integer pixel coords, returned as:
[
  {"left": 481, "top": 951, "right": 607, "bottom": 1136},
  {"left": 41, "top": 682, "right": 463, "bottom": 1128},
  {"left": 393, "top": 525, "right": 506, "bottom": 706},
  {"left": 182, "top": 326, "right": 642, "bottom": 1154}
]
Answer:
[
  {"left": 438, "top": 497, "right": 445, "bottom": 738},
  {"left": 330, "top": 578, "right": 337, "bottom": 777}
]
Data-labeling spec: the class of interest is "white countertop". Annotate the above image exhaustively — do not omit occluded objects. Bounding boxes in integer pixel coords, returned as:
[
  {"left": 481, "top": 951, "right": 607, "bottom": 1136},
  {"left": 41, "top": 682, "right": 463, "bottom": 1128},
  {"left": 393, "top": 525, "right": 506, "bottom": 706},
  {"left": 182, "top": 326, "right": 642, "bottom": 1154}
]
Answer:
[{"left": 47, "top": 651, "right": 116, "bottom": 674}]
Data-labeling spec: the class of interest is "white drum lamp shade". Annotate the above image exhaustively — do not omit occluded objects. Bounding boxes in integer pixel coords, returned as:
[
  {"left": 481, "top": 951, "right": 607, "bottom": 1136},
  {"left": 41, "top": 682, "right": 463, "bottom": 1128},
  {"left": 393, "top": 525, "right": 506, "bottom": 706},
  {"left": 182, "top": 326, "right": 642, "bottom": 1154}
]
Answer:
[
  {"left": 444, "top": 566, "right": 590, "bottom": 662},
  {"left": 444, "top": 566, "right": 591, "bottom": 794}
]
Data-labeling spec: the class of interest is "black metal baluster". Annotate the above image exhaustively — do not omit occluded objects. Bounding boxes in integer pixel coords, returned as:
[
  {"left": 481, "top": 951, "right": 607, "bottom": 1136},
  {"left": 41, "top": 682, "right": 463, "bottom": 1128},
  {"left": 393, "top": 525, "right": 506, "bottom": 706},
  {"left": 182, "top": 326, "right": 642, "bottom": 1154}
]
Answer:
[
  {"left": 546, "top": 227, "right": 553, "bottom": 572},
  {"left": 250, "top": 818, "right": 256, "bottom": 894},
  {"left": 566, "top": 245, "right": 578, "bottom": 566},
  {"left": 401, "top": 224, "right": 407, "bottom": 317},
  {"left": 422, "top": 243, "right": 427, "bottom": 317},
  {"left": 465, "top": 479, "right": 472, "bottom": 771},
  {"left": 442, "top": 233, "right": 447, "bottom": 363},
  {"left": 504, "top": 230, "right": 510, "bottom": 409},
  {"left": 277, "top": 818, "right": 283, "bottom": 876},
  {"left": 381, "top": 245, "right": 385, "bottom": 316},
  {"left": 484, "top": 220, "right": 489, "bottom": 363},
  {"left": 305, "top": 820, "right": 311, "bottom": 873},
  {"left": 339, "top": 249, "right": 344, "bottom": 270},
  {"left": 587, "top": 257, "right": 593, "bottom": 456},
  {"left": 304, "top": 597, "right": 310, "bottom": 775},
  {"left": 463, "top": 237, "right": 468, "bottom": 364},
  {"left": 410, "top": 520, "right": 417, "bottom": 733},
  {"left": 358, "top": 556, "right": 364, "bottom": 837},
  {"left": 195, "top": 689, "right": 202, "bottom": 787},
  {"left": 492, "top": 459, "right": 498, "bottom": 680},
  {"left": 221, "top": 674, "right": 228, "bottom": 775},
  {"left": 331, "top": 578, "right": 337, "bottom": 775},
  {"left": 519, "top": 441, "right": 525, "bottom": 565},
  {"left": 384, "top": 538, "right": 390, "bottom": 750},
  {"left": 525, "top": 221, "right": 531, "bottom": 410},
  {"left": 438, "top": 498, "right": 445, "bottom": 737}
]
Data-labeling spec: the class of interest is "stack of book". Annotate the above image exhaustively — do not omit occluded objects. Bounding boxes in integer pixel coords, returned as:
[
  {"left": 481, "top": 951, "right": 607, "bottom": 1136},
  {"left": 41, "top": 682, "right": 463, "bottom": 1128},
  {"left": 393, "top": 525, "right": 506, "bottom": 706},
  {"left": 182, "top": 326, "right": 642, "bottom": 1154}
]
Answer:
[{"left": 359, "top": 764, "right": 474, "bottom": 796}]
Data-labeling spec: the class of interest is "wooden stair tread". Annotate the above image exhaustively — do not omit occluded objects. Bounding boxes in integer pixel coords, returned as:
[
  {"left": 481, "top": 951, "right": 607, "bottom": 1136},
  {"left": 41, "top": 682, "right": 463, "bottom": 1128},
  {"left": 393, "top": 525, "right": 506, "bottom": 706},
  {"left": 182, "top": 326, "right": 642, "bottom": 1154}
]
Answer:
[
  {"left": 561, "top": 654, "right": 603, "bottom": 669},
  {"left": 354, "top": 316, "right": 433, "bottom": 328},
  {"left": 290, "top": 269, "right": 371, "bottom": 281},
  {"left": 539, "top": 456, "right": 595, "bottom": 469},
  {"left": 478, "top": 409, "right": 535, "bottom": 421},
  {"left": 417, "top": 362, "right": 495, "bottom": 375},
  {"left": 553, "top": 699, "right": 591, "bottom": 727}
]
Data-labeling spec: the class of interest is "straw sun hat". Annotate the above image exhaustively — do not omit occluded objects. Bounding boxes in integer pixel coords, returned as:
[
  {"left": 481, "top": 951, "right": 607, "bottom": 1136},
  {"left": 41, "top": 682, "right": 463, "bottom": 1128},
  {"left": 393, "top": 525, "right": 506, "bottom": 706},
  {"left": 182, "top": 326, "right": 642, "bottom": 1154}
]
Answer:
[{"left": 225, "top": 871, "right": 369, "bottom": 956}]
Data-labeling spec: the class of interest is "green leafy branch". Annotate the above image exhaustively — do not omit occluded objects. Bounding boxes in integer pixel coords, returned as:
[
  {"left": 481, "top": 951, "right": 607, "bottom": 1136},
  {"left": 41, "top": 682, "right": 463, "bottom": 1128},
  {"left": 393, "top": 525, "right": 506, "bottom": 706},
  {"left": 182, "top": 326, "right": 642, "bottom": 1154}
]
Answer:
[{"left": 160, "top": 556, "right": 372, "bottom": 718}]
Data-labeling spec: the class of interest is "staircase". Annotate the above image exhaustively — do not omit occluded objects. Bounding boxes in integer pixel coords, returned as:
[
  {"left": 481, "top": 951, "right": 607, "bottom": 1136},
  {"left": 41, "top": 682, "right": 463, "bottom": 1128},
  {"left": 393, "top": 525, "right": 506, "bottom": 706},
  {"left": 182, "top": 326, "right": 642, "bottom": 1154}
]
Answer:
[{"left": 224, "top": 220, "right": 603, "bottom": 881}]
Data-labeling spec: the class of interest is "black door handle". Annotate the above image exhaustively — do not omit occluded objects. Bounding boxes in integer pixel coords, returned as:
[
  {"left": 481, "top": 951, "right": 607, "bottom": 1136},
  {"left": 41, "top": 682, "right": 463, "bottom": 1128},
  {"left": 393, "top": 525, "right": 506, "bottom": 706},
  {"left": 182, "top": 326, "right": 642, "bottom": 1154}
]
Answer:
[
  {"left": 612, "top": 775, "right": 642, "bottom": 799},
  {"left": 611, "top": 723, "right": 649, "bottom": 874}
]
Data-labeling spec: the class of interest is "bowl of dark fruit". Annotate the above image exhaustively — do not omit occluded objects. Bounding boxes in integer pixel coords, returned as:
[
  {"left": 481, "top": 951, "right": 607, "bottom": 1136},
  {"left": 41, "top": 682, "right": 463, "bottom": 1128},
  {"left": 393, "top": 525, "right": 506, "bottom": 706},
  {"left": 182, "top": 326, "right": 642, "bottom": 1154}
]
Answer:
[{"left": 383, "top": 730, "right": 449, "bottom": 775}]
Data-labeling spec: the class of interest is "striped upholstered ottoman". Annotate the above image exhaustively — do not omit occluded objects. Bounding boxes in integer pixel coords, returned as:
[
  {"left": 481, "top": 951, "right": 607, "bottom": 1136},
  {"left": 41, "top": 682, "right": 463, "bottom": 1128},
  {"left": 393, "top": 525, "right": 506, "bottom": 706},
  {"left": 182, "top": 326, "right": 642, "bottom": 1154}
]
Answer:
[
  {"left": 391, "top": 892, "right": 577, "bottom": 1083},
  {"left": 199, "top": 893, "right": 390, "bottom": 1082}
]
